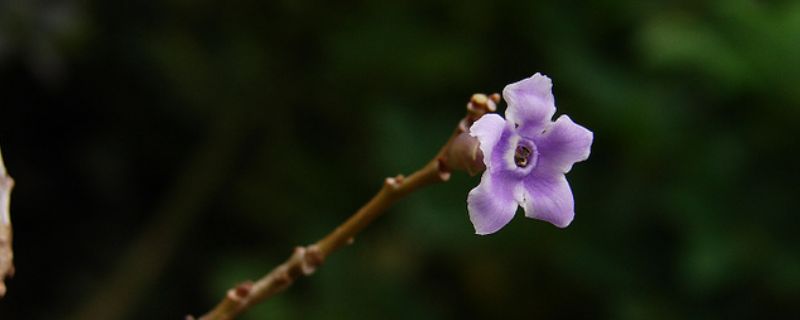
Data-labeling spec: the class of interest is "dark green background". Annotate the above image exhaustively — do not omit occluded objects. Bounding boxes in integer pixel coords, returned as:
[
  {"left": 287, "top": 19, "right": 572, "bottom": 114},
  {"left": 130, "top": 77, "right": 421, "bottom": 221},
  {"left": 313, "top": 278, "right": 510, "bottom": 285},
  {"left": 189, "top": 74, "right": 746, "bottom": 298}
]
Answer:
[{"left": 1, "top": 0, "right": 798, "bottom": 319}]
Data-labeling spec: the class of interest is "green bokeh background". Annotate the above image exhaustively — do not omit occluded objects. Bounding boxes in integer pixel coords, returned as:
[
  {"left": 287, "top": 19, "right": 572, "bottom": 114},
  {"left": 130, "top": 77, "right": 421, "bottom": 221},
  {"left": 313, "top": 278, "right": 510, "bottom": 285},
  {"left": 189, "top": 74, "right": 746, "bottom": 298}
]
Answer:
[{"left": 1, "top": 1, "right": 799, "bottom": 319}]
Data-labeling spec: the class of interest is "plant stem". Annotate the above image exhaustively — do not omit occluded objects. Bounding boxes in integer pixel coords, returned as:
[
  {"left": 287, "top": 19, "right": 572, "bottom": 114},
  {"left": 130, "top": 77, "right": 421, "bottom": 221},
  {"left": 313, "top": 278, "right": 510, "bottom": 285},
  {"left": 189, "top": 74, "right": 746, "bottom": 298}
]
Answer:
[{"left": 193, "top": 94, "right": 498, "bottom": 320}]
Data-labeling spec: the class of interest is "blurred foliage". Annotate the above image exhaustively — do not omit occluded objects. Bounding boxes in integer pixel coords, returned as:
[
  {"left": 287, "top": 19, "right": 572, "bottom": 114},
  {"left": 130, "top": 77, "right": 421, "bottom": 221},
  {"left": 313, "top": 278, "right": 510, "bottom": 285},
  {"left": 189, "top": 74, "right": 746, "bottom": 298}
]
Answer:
[{"left": 1, "top": 0, "right": 799, "bottom": 319}]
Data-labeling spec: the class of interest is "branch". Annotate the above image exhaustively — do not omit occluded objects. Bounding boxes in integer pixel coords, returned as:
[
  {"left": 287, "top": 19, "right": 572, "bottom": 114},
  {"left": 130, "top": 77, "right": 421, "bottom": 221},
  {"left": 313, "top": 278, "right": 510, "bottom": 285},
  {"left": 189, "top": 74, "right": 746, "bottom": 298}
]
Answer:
[
  {"left": 0, "top": 145, "right": 14, "bottom": 298},
  {"left": 192, "top": 93, "right": 499, "bottom": 320}
]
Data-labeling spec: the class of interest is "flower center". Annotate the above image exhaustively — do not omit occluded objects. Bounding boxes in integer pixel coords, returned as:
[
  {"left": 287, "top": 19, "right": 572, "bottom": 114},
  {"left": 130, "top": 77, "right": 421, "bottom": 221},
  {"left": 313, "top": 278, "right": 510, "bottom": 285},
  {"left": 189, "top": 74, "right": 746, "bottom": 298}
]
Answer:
[
  {"left": 514, "top": 146, "right": 531, "bottom": 167},
  {"left": 513, "top": 140, "right": 538, "bottom": 169}
]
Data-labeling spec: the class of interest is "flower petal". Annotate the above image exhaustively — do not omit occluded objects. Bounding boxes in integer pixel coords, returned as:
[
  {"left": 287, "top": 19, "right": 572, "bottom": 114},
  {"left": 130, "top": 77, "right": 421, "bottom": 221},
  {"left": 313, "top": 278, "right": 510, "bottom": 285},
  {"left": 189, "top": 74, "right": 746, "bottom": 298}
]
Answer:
[
  {"left": 534, "top": 115, "right": 593, "bottom": 174},
  {"left": 469, "top": 113, "right": 511, "bottom": 171},
  {"left": 521, "top": 174, "right": 575, "bottom": 228},
  {"left": 467, "top": 171, "right": 522, "bottom": 235},
  {"left": 503, "top": 73, "right": 556, "bottom": 138}
]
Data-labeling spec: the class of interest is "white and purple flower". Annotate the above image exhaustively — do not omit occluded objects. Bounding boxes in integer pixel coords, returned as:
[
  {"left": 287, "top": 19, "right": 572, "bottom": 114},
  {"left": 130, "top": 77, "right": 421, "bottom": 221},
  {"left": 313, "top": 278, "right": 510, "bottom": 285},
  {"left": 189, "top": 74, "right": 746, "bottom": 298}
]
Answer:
[{"left": 467, "top": 73, "right": 593, "bottom": 234}]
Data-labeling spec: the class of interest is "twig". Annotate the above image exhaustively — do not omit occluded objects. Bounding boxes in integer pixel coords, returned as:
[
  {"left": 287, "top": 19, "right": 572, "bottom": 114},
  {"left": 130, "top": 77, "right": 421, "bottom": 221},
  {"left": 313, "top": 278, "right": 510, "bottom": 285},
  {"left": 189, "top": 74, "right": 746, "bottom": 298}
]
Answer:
[
  {"left": 0, "top": 145, "right": 14, "bottom": 298},
  {"left": 192, "top": 93, "right": 499, "bottom": 320}
]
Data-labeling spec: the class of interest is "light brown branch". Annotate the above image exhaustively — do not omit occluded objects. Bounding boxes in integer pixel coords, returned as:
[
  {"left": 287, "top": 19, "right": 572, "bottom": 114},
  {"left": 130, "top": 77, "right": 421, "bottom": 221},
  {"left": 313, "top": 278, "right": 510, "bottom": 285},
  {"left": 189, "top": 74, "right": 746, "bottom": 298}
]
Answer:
[
  {"left": 193, "top": 93, "right": 499, "bottom": 320},
  {"left": 0, "top": 145, "right": 14, "bottom": 298}
]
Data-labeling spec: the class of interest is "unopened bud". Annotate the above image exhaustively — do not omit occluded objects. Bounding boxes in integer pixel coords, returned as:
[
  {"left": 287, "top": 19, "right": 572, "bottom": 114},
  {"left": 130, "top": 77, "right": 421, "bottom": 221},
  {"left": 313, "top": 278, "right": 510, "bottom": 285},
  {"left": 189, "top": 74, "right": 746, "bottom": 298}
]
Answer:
[{"left": 468, "top": 93, "right": 497, "bottom": 113}]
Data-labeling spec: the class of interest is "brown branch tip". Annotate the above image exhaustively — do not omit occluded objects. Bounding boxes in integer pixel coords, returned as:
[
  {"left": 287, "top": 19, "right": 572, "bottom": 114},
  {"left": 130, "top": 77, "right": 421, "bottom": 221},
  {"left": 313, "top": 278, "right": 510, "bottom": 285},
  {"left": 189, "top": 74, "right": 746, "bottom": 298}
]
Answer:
[{"left": 0, "top": 146, "right": 14, "bottom": 298}]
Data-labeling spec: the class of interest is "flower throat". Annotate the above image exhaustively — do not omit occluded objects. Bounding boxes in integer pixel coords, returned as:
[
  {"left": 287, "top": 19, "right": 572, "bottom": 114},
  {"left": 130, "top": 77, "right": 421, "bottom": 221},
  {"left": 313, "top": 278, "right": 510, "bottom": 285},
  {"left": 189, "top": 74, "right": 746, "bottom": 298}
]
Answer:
[{"left": 514, "top": 145, "right": 533, "bottom": 168}]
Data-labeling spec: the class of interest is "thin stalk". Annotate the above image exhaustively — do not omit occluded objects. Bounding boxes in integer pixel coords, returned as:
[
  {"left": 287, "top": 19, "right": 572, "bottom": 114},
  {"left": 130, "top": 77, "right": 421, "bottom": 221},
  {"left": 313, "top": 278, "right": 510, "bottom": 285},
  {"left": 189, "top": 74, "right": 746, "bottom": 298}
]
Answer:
[{"left": 193, "top": 94, "right": 499, "bottom": 320}]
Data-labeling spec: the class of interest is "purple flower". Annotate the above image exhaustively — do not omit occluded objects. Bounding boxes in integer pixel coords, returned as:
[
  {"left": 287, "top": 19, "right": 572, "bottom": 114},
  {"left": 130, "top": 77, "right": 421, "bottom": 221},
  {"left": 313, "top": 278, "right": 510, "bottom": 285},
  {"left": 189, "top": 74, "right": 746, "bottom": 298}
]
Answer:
[{"left": 467, "top": 73, "right": 593, "bottom": 234}]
